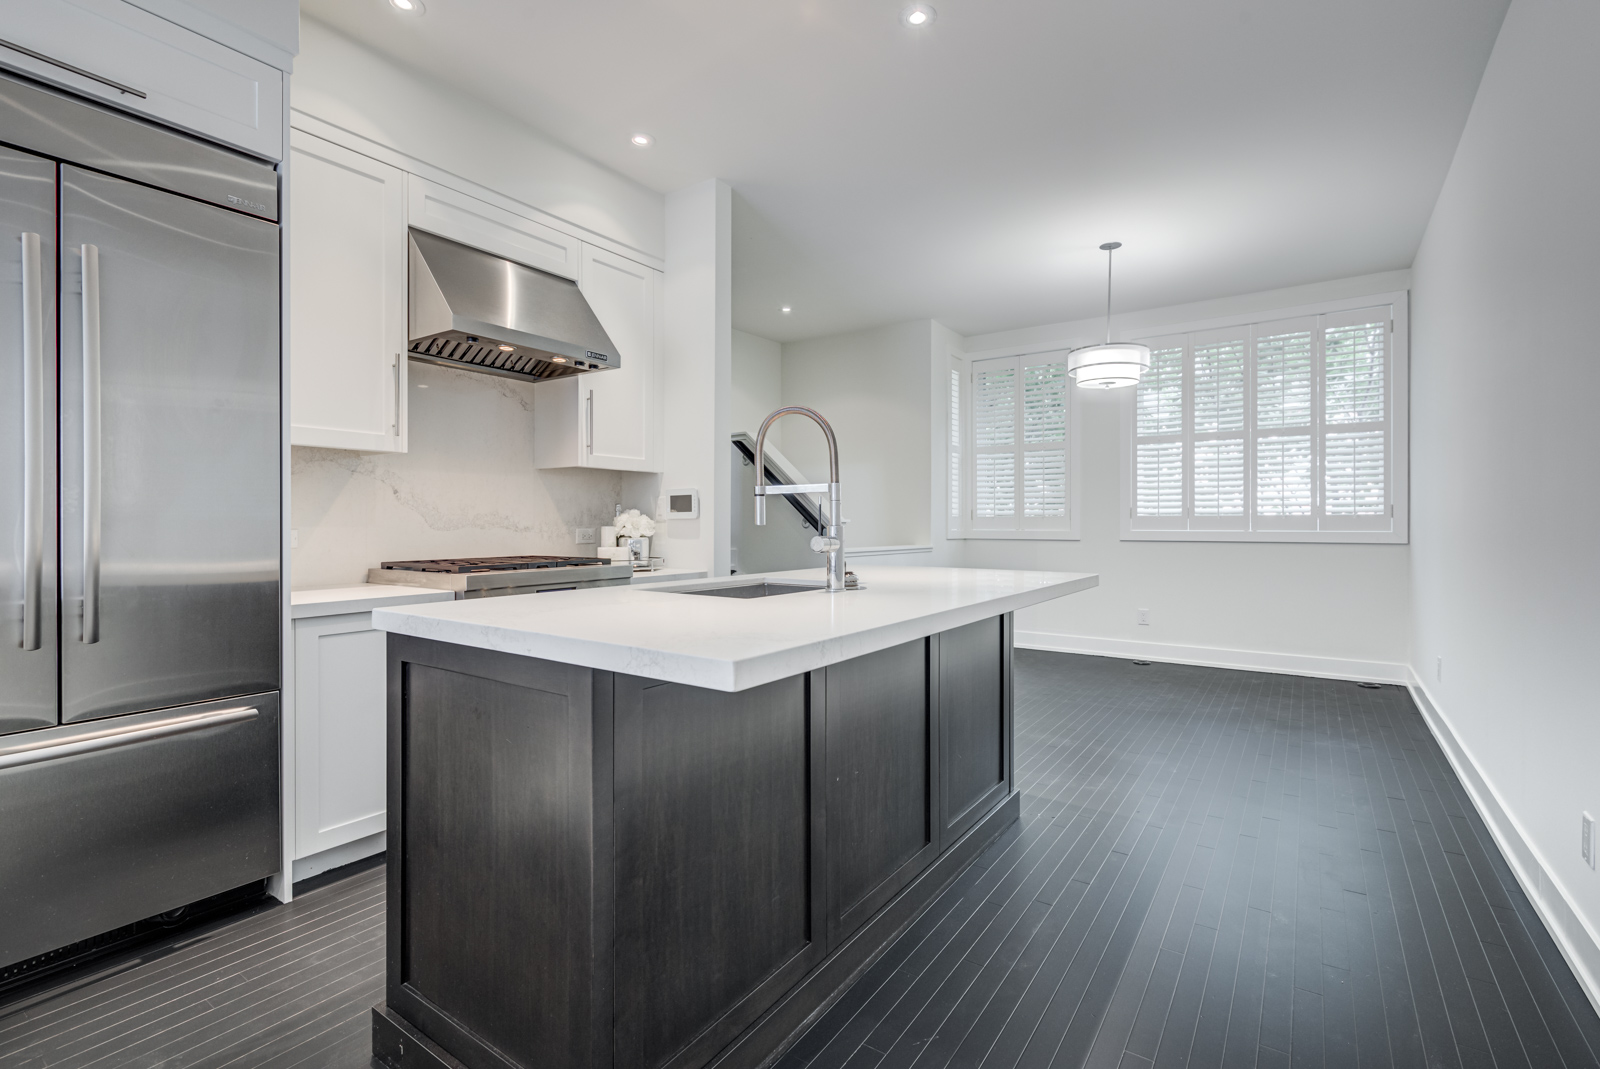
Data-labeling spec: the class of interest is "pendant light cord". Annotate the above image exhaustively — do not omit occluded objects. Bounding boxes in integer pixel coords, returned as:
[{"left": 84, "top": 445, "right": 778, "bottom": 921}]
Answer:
[{"left": 1105, "top": 246, "right": 1113, "bottom": 344}]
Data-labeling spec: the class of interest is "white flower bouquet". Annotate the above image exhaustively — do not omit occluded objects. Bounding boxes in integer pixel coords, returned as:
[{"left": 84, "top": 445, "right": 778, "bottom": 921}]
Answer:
[{"left": 614, "top": 509, "right": 656, "bottom": 538}]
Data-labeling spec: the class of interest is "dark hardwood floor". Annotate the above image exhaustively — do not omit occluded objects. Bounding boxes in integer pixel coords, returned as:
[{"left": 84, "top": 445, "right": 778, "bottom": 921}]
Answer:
[
  {"left": 782, "top": 652, "right": 1600, "bottom": 1069},
  {"left": 2, "top": 652, "right": 1597, "bottom": 1068},
  {"left": 0, "top": 858, "right": 383, "bottom": 1068}
]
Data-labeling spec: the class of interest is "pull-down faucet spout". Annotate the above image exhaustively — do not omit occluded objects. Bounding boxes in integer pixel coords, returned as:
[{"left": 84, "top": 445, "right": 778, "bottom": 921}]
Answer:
[{"left": 753, "top": 406, "right": 849, "bottom": 592}]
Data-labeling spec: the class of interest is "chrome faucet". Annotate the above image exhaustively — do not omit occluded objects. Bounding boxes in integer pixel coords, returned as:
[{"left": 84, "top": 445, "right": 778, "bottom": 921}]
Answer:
[{"left": 753, "top": 406, "right": 851, "bottom": 592}]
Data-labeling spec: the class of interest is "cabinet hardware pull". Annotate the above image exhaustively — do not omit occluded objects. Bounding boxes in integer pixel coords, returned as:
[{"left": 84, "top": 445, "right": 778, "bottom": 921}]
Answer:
[
  {"left": 81, "top": 244, "right": 102, "bottom": 644},
  {"left": 586, "top": 389, "right": 594, "bottom": 452},
  {"left": 393, "top": 354, "right": 401, "bottom": 435},
  {"left": 0, "top": 705, "right": 259, "bottom": 771},
  {"left": 20, "top": 233, "right": 43, "bottom": 651},
  {"left": 0, "top": 37, "right": 147, "bottom": 99}
]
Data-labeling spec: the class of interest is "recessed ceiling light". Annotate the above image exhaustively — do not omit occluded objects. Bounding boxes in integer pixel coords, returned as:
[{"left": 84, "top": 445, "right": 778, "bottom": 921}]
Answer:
[
  {"left": 389, "top": 0, "right": 423, "bottom": 12},
  {"left": 902, "top": 4, "right": 936, "bottom": 26},
  {"left": 631, "top": 133, "right": 653, "bottom": 147},
  {"left": 781, "top": 306, "right": 792, "bottom": 314}
]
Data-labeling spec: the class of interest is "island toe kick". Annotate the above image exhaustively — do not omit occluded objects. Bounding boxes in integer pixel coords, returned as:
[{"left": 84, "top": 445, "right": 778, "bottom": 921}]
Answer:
[{"left": 372, "top": 613, "right": 1023, "bottom": 1069}]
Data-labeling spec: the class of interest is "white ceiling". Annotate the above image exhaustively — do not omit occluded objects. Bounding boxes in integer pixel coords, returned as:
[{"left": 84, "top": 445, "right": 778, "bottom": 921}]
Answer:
[{"left": 301, "top": 0, "right": 1508, "bottom": 342}]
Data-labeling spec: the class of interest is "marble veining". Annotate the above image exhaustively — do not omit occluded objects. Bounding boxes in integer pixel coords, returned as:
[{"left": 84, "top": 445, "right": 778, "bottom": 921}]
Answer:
[
  {"left": 291, "top": 359, "right": 660, "bottom": 588},
  {"left": 371, "top": 566, "right": 1098, "bottom": 691}
]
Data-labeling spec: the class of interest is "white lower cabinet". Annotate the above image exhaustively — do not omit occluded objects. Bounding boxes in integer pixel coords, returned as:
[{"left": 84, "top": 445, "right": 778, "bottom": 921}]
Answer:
[
  {"left": 291, "top": 612, "right": 389, "bottom": 873},
  {"left": 534, "top": 244, "right": 663, "bottom": 471},
  {"left": 288, "top": 130, "right": 408, "bottom": 452}
]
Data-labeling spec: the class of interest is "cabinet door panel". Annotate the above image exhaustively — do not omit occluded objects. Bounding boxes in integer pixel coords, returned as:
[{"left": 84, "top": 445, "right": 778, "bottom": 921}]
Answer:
[
  {"left": 293, "top": 615, "right": 387, "bottom": 858},
  {"left": 408, "top": 177, "right": 579, "bottom": 280},
  {"left": 826, "top": 638, "right": 937, "bottom": 944},
  {"left": 614, "top": 674, "right": 820, "bottom": 1069},
  {"left": 0, "top": 0, "right": 284, "bottom": 160},
  {"left": 939, "top": 616, "right": 1011, "bottom": 844},
  {"left": 580, "top": 245, "right": 658, "bottom": 471},
  {"left": 288, "top": 130, "right": 406, "bottom": 452}
]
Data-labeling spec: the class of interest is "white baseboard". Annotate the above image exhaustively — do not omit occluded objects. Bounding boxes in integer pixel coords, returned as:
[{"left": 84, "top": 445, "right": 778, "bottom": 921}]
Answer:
[
  {"left": 291, "top": 831, "right": 386, "bottom": 886},
  {"left": 1407, "top": 676, "right": 1600, "bottom": 1017},
  {"left": 1014, "top": 630, "right": 1410, "bottom": 684}
]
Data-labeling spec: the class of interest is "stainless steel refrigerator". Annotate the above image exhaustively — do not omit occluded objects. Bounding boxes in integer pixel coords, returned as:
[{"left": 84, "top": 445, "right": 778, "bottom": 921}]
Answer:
[{"left": 0, "top": 70, "right": 281, "bottom": 971}]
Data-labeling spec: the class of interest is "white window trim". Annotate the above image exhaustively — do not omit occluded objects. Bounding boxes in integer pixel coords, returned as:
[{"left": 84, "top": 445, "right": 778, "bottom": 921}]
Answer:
[
  {"left": 946, "top": 347, "right": 1082, "bottom": 541},
  {"left": 1119, "top": 290, "right": 1409, "bottom": 544}
]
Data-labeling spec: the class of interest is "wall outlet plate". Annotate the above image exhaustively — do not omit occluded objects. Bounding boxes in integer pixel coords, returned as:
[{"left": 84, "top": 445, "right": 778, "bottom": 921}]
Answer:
[
  {"left": 1135, "top": 608, "right": 1150, "bottom": 626},
  {"left": 575, "top": 527, "right": 596, "bottom": 545}
]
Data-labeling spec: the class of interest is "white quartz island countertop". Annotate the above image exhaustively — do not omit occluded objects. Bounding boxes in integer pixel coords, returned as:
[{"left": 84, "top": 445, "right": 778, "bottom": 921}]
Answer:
[{"left": 370, "top": 566, "right": 1097, "bottom": 692}]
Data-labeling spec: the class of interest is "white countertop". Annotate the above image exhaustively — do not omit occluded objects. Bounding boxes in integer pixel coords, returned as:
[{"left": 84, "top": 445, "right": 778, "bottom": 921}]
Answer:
[
  {"left": 291, "top": 584, "right": 456, "bottom": 619},
  {"left": 370, "top": 566, "right": 1097, "bottom": 692},
  {"left": 629, "top": 568, "right": 709, "bottom": 585}
]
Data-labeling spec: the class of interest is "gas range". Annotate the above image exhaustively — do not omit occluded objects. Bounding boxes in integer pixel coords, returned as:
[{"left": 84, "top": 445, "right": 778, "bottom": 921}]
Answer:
[{"left": 367, "top": 554, "right": 635, "bottom": 599}]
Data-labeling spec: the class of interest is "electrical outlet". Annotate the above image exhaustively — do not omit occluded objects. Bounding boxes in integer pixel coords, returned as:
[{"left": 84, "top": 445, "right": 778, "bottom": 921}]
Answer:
[
  {"left": 1136, "top": 608, "right": 1150, "bottom": 626},
  {"left": 1584, "top": 813, "right": 1594, "bottom": 869},
  {"left": 575, "top": 527, "right": 597, "bottom": 545},
  {"left": 1436, "top": 656, "right": 1443, "bottom": 682},
  {"left": 290, "top": 529, "right": 298, "bottom": 549}
]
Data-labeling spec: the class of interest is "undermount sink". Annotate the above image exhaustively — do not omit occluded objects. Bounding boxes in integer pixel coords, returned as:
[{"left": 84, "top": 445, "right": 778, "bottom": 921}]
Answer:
[{"left": 673, "top": 581, "right": 821, "bottom": 599}]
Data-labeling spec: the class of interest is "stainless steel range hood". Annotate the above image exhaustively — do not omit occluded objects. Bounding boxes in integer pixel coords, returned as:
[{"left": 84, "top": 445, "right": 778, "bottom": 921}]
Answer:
[{"left": 407, "top": 229, "right": 620, "bottom": 382}]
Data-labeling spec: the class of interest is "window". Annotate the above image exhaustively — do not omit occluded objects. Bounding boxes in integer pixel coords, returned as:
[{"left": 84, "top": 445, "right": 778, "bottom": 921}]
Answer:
[
  {"left": 1122, "top": 294, "right": 1407, "bottom": 543},
  {"left": 948, "top": 350, "right": 1078, "bottom": 539}
]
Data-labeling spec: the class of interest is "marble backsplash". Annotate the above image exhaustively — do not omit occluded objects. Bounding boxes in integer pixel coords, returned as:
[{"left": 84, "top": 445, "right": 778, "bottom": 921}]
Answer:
[{"left": 290, "top": 359, "right": 660, "bottom": 589}]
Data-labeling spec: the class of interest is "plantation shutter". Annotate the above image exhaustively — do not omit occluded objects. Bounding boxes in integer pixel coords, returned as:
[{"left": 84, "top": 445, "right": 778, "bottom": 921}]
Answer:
[
  {"left": 1252, "top": 316, "right": 1318, "bottom": 531},
  {"left": 947, "top": 361, "right": 961, "bottom": 536},
  {"left": 1127, "top": 302, "right": 1397, "bottom": 539},
  {"left": 1021, "top": 354, "right": 1070, "bottom": 530},
  {"left": 1133, "top": 339, "right": 1185, "bottom": 528},
  {"left": 964, "top": 351, "right": 1072, "bottom": 534},
  {"left": 1189, "top": 328, "right": 1248, "bottom": 529},
  {"left": 1319, "top": 307, "right": 1391, "bottom": 530},
  {"left": 971, "top": 356, "right": 1017, "bottom": 530}
]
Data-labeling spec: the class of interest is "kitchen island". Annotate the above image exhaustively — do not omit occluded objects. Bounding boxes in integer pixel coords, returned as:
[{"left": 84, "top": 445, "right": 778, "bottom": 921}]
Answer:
[{"left": 367, "top": 566, "right": 1096, "bottom": 1069}]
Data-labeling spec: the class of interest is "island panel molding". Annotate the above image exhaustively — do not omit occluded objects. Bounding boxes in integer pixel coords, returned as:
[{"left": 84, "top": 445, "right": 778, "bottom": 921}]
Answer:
[
  {"left": 825, "top": 638, "right": 940, "bottom": 947},
  {"left": 373, "top": 615, "right": 1024, "bottom": 1069}
]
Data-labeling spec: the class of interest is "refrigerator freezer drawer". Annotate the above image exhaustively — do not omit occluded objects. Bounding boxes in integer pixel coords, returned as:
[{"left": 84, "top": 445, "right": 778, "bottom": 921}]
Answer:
[{"left": 0, "top": 693, "right": 281, "bottom": 969}]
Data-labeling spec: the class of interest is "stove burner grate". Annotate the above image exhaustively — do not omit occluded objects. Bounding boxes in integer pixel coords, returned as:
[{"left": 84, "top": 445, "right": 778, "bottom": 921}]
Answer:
[{"left": 379, "top": 555, "right": 609, "bottom": 574}]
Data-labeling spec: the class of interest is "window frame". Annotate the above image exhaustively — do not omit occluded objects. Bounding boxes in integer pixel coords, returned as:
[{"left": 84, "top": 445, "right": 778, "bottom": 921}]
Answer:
[
  {"left": 947, "top": 347, "right": 1082, "bottom": 541},
  {"left": 1119, "top": 290, "right": 1410, "bottom": 544}
]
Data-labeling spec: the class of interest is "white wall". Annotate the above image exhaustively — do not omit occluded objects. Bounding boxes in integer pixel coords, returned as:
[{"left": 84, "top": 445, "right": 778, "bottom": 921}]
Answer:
[
  {"left": 292, "top": 18, "right": 663, "bottom": 263},
  {"left": 731, "top": 330, "right": 783, "bottom": 439},
  {"left": 1408, "top": 0, "right": 1600, "bottom": 1005},
  {"left": 661, "top": 180, "right": 733, "bottom": 576},
  {"left": 779, "top": 321, "right": 934, "bottom": 549},
  {"left": 958, "top": 271, "right": 1415, "bottom": 680},
  {"left": 291, "top": 362, "right": 659, "bottom": 587}
]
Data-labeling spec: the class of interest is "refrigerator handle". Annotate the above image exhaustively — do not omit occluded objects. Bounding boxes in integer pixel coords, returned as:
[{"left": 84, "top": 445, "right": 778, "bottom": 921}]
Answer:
[
  {"left": 0, "top": 705, "right": 259, "bottom": 771},
  {"left": 81, "top": 243, "right": 102, "bottom": 645},
  {"left": 20, "top": 233, "right": 43, "bottom": 651}
]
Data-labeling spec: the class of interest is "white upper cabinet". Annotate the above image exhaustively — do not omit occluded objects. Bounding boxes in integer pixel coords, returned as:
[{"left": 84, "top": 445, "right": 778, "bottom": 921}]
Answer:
[
  {"left": 0, "top": 0, "right": 286, "bottom": 160},
  {"left": 407, "top": 177, "right": 580, "bottom": 281},
  {"left": 289, "top": 130, "right": 408, "bottom": 452},
  {"left": 535, "top": 245, "right": 662, "bottom": 472}
]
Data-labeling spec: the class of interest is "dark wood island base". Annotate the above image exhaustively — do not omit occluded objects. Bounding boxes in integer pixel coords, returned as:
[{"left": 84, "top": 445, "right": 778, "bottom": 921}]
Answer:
[{"left": 372, "top": 613, "right": 1019, "bottom": 1069}]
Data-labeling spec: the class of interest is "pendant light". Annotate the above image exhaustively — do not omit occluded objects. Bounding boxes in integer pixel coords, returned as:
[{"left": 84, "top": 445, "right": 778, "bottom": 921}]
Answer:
[{"left": 1067, "top": 242, "right": 1150, "bottom": 389}]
